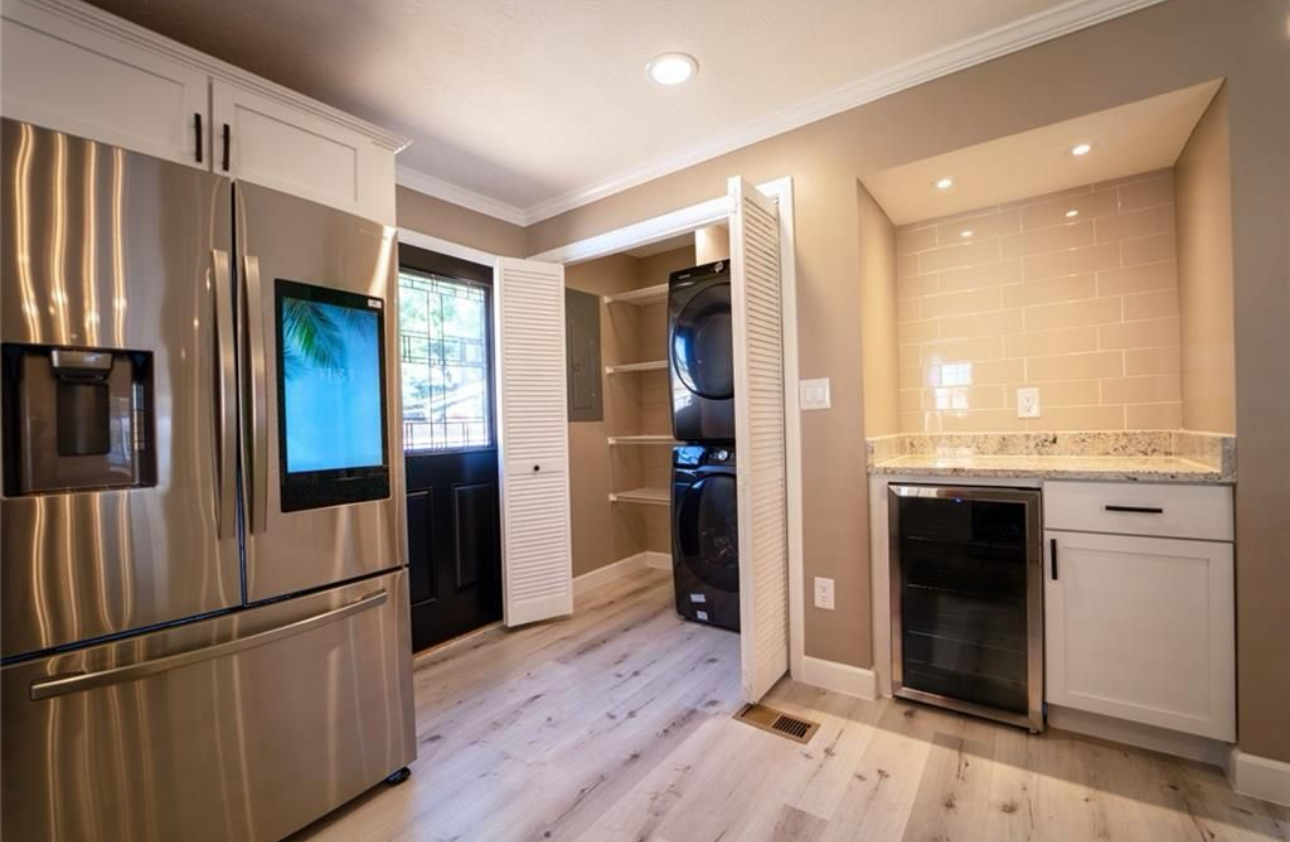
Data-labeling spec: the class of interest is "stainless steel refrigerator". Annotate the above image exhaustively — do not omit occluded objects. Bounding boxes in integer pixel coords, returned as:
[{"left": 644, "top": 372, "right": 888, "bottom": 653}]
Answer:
[{"left": 0, "top": 118, "right": 415, "bottom": 842}]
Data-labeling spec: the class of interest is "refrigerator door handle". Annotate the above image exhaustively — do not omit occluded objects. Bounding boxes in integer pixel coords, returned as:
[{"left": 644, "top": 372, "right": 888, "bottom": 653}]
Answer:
[
  {"left": 212, "top": 249, "right": 237, "bottom": 539},
  {"left": 243, "top": 254, "right": 269, "bottom": 534},
  {"left": 28, "top": 589, "right": 389, "bottom": 701}
]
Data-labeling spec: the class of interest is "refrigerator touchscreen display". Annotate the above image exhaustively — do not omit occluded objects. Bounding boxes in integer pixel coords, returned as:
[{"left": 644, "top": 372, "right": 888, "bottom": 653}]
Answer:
[{"left": 276, "top": 279, "right": 389, "bottom": 511}]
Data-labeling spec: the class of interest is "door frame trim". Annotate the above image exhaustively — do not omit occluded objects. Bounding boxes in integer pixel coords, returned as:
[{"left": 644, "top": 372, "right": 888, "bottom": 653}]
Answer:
[
  {"left": 398, "top": 227, "right": 499, "bottom": 268},
  {"left": 525, "top": 177, "right": 805, "bottom": 683}
]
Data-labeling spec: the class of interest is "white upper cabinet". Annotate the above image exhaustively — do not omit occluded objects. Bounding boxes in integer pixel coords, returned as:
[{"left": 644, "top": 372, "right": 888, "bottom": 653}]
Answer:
[
  {"left": 212, "top": 81, "right": 396, "bottom": 224},
  {"left": 0, "top": 0, "right": 404, "bottom": 223},
  {"left": 0, "top": 1, "right": 207, "bottom": 168}
]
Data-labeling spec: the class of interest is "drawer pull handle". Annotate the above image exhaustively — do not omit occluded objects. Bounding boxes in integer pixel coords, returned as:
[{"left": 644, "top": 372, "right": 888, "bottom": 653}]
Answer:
[
  {"left": 1050, "top": 538, "right": 1058, "bottom": 581},
  {"left": 1104, "top": 505, "right": 1164, "bottom": 514}
]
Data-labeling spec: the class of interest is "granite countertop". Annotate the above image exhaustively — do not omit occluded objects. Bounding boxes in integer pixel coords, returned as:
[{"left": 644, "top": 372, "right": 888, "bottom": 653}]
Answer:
[
  {"left": 866, "top": 431, "right": 1236, "bottom": 484},
  {"left": 868, "top": 453, "right": 1226, "bottom": 483}
]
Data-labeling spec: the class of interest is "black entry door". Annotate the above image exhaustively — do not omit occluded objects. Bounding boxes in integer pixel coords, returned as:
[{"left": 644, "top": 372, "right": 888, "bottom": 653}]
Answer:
[{"left": 398, "top": 244, "right": 501, "bottom": 651}]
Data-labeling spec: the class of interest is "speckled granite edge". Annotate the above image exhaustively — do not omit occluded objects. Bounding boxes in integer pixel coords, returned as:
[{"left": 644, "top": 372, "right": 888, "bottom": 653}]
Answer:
[{"left": 865, "top": 430, "right": 1237, "bottom": 483}]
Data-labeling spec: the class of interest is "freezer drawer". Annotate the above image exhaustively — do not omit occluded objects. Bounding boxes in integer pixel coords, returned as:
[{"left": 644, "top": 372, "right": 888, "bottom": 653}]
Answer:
[{"left": 1, "top": 569, "right": 416, "bottom": 842}]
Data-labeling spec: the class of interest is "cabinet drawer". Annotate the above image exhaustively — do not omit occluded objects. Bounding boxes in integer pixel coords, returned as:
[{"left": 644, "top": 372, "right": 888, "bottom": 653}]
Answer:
[{"left": 1043, "top": 481, "right": 1232, "bottom": 541}]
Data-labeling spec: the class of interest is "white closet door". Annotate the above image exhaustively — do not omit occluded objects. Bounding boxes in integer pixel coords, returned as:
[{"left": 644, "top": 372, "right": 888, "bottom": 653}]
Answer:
[
  {"left": 729, "top": 176, "right": 790, "bottom": 702},
  {"left": 494, "top": 257, "right": 573, "bottom": 627}
]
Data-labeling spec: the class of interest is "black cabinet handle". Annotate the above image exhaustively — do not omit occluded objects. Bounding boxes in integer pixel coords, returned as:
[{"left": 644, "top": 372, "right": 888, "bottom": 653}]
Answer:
[
  {"left": 1050, "top": 538, "right": 1058, "bottom": 581},
  {"left": 1104, "top": 505, "right": 1164, "bottom": 514},
  {"left": 194, "top": 113, "right": 203, "bottom": 164},
  {"left": 221, "top": 123, "right": 231, "bottom": 172},
  {"left": 532, "top": 464, "right": 540, "bottom": 472}
]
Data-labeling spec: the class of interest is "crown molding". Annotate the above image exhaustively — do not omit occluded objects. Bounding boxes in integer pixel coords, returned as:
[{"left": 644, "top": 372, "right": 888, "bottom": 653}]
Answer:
[
  {"left": 396, "top": 166, "right": 528, "bottom": 227},
  {"left": 11, "top": 0, "right": 410, "bottom": 151},
  {"left": 401, "top": 0, "right": 1171, "bottom": 227},
  {"left": 522, "top": 0, "right": 1170, "bottom": 224}
]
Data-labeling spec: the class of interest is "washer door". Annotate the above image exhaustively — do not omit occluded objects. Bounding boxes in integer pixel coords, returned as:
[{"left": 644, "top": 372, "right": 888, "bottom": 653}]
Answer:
[
  {"left": 671, "top": 283, "right": 734, "bottom": 401},
  {"left": 675, "top": 473, "right": 739, "bottom": 591}
]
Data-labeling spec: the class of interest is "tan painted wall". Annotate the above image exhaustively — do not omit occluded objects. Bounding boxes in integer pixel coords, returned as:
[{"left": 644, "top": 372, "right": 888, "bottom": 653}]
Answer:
[
  {"left": 696, "top": 224, "right": 730, "bottom": 263},
  {"left": 894, "top": 170, "right": 1182, "bottom": 433},
  {"left": 566, "top": 253, "right": 647, "bottom": 577},
  {"left": 525, "top": 0, "right": 1289, "bottom": 760},
  {"left": 857, "top": 182, "right": 899, "bottom": 437},
  {"left": 1175, "top": 86, "right": 1237, "bottom": 434},
  {"left": 564, "top": 245, "right": 695, "bottom": 576},
  {"left": 396, "top": 186, "right": 526, "bottom": 257}
]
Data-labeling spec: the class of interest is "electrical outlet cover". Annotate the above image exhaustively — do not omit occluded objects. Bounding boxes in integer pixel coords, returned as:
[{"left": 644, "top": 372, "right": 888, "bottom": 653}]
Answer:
[
  {"left": 813, "top": 577, "right": 835, "bottom": 610},
  {"left": 1017, "top": 387, "right": 1041, "bottom": 419}
]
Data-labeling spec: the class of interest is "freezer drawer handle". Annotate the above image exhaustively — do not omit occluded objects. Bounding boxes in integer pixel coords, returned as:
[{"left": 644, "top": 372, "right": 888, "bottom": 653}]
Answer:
[{"left": 28, "top": 589, "right": 388, "bottom": 702}]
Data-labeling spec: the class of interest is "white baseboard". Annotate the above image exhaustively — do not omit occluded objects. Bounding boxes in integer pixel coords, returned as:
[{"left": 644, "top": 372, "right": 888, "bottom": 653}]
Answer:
[
  {"left": 573, "top": 551, "right": 672, "bottom": 596},
  {"left": 1047, "top": 705, "right": 1231, "bottom": 767},
  {"left": 643, "top": 550, "right": 673, "bottom": 570},
  {"left": 1228, "top": 748, "right": 1290, "bottom": 807},
  {"left": 798, "top": 656, "right": 877, "bottom": 700}
]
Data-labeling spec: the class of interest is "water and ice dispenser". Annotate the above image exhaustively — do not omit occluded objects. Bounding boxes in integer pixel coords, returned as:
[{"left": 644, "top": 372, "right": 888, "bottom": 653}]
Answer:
[{"left": 2, "top": 344, "right": 155, "bottom": 495}]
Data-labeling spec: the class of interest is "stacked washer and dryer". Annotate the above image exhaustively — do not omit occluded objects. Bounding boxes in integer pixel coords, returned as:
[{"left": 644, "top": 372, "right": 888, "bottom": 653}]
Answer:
[{"left": 668, "top": 261, "right": 740, "bottom": 631}]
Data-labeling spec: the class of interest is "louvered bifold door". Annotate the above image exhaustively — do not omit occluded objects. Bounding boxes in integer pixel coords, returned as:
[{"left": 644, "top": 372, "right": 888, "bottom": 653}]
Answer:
[
  {"left": 494, "top": 257, "right": 574, "bottom": 626},
  {"left": 729, "top": 176, "right": 790, "bottom": 703}
]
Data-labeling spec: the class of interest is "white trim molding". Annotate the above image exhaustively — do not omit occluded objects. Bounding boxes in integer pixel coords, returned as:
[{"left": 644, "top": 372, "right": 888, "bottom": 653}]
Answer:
[
  {"left": 395, "top": 0, "right": 1169, "bottom": 225},
  {"left": 528, "top": 195, "right": 731, "bottom": 265},
  {"left": 799, "top": 656, "right": 878, "bottom": 701},
  {"left": 396, "top": 166, "right": 528, "bottom": 228},
  {"left": 572, "top": 552, "right": 672, "bottom": 597},
  {"left": 397, "top": 227, "right": 498, "bottom": 267},
  {"left": 1228, "top": 749, "right": 1290, "bottom": 808},
  {"left": 642, "top": 551, "right": 673, "bottom": 571}
]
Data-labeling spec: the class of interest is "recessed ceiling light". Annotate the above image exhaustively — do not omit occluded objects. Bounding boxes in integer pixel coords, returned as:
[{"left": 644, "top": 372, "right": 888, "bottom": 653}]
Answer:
[
  {"left": 647, "top": 52, "right": 698, "bottom": 85},
  {"left": 934, "top": 177, "right": 954, "bottom": 190},
  {"left": 1065, "top": 209, "right": 1080, "bottom": 218},
  {"left": 1070, "top": 142, "right": 1093, "bottom": 157},
  {"left": 960, "top": 230, "right": 973, "bottom": 238}
]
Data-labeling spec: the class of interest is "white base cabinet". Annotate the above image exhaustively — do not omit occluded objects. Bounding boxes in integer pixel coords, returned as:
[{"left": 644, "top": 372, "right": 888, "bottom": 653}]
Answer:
[{"left": 1044, "top": 486, "right": 1236, "bottom": 742}]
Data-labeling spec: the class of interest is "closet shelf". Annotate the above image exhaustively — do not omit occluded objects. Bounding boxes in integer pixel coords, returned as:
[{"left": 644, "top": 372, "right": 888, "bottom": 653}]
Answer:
[
  {"left": 604, "top": 360, "right": 667, "bottom": 374},
  {"left": 609, "top": 487, "right": 670, "bottom": 506},
  {"left": 608, "top": 435, "right": 676, "bottom": 446},
  {"left": 602, "top": 282, "right": 668, "bottom": 306}
]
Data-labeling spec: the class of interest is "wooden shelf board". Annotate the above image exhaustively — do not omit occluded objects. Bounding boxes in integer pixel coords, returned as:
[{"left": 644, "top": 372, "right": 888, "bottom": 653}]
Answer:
[
  {"left": 608, "top": 435, "right": 676, "bottom": 446},
  {"left": 604, "top": 360, "right": 667, "bottom": 374},
  {"left": 609, "top": 487, "right": 670, "bottom": 506},
  {"left": 602, "top": 282, "right": 668, "bottom": 306}
]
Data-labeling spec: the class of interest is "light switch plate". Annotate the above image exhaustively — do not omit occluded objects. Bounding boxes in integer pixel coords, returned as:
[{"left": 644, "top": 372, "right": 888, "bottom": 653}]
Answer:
[
  {"left": 800, "top": 378, "right": 831, "bottom": 411},
  {"left": 813, "top": 577, "right": 835, "bottom": 610},
  {"left": 1017, "top": 387, "right": 1041, "bottom": 419}
]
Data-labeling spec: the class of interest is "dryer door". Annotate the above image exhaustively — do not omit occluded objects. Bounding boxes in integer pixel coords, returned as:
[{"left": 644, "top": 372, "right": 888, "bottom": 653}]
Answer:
[
  {"left": 675, "top": 472, "right": 739, "bottom": 592},
  {"left": 671, "top": 282, "right": 734, "bottom": 401}
]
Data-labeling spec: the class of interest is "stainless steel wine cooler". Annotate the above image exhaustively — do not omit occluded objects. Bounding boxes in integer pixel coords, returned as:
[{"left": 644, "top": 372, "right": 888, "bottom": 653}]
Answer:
[{"left": 888, "top": 484, "right": 1044, "bottom": 732}]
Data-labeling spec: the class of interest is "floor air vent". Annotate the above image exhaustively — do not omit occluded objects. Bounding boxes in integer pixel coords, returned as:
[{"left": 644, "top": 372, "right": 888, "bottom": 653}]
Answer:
[{"left": 734, "top": 703, "right": 820, "bottom": 744}]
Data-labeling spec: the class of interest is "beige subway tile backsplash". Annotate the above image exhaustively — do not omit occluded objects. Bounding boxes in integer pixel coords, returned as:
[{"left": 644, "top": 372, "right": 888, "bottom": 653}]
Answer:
[
  {"left": 893, "top": 169, "right": 1181, "bottom": 433},
  {"left": 1023, "top": 241, "right": 1121, "bottom": 280}
]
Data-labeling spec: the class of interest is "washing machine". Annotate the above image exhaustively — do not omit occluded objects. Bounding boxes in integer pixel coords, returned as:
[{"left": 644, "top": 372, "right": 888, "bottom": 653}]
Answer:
[
  {"left": 668, "top": 260, "right": 734, "bottom": 443},
  {"left": 671, "top": 444, "right": 739, "bottom": 631}
]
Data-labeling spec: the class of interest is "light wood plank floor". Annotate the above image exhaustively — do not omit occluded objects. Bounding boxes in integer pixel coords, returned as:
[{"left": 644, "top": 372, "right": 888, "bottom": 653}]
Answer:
[{"left": 289, "top": 569, "right": 1288, "bottom": 842}]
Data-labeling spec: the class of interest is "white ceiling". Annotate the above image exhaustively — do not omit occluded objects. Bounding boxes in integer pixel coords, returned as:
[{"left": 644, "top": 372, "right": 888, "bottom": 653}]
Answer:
[
  {"left": 864, "top": 80, "right": 1221, "bottom": 225},
  {"left": 88, "top": 0, "right": 1167, "bottom": 224}
]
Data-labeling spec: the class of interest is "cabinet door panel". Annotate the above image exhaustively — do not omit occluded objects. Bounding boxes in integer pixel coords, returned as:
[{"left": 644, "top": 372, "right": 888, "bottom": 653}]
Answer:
[
  {"left": 212, "top": 81, "right": 392, "bottom": 223},
  {"left": 1044, "top": 530, "right": 1234, "bottom": 740},
  {"left": 1, "top": 4, "right": 207, "bottom": 167}
]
